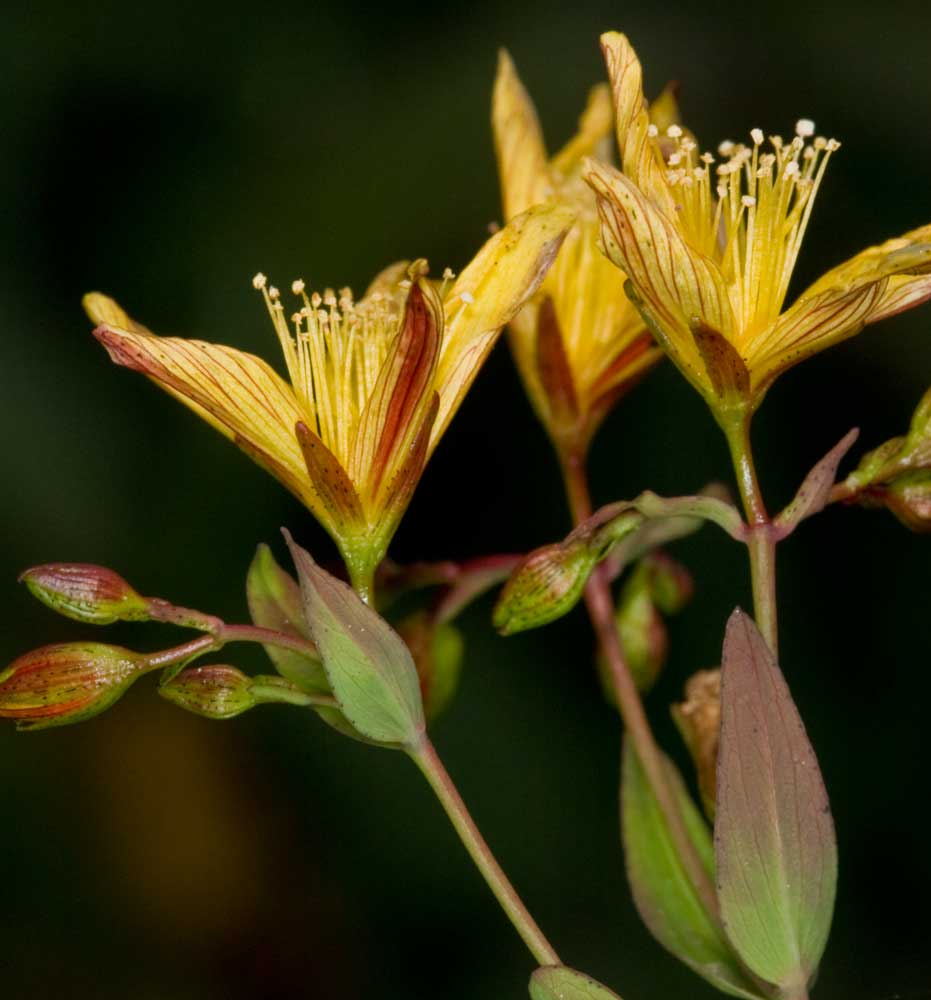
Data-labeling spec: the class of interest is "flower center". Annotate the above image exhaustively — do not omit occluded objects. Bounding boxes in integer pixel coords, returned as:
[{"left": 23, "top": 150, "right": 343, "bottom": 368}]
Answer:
[{"left": 650, "top": 119, "right": 840, "bottom": 341}]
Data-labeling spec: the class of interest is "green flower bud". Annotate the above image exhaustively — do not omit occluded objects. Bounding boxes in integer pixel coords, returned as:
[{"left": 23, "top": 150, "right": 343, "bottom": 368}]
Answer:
[
  {"left": 19, "top": 563, "right": 149, "bottom": 625},
  {"left": 0, "top": 642, "right": 150, "bottom": 731},
  {"left": 160, "top": 665, "right": 258, "bottom": 719}
]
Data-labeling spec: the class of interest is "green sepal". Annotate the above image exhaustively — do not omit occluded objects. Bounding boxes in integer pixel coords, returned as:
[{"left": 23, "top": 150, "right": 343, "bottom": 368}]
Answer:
[
  {"left": 247, "top": 543, "right": 327, "bottom": 693},
  {"left": 621, "top": 740, "right": 769, "bottom": 999},
  {"left": 284, "top": 531, "right": 425, "bottom": 748},
  {"left": 529, "top": 965, "right": 623, "bottom": 1000}
]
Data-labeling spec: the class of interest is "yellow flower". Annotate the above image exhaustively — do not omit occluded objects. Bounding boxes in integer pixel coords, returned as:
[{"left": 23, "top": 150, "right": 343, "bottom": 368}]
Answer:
[
  {"left": 586, "top": 32, "right": 931, "bottom": 423},
  {"left": 84, "top": 203, "right": 573, "bottom": 597},
  {"left": 492, "top": 51, "right": 667, "bottom": 458}
]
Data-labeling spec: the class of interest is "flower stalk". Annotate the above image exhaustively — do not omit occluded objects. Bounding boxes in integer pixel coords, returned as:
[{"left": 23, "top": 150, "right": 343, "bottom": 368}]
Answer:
[
  {"left": 559, "top": 450, "right": 723, "bottom": 932},
  {"left": 409, "top": 736, "right": 560, "bottom": 967}
]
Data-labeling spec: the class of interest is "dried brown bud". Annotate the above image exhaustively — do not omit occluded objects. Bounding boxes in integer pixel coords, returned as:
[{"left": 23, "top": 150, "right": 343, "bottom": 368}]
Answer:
[{"left": 671, "top": 668, "right": 721, "bottom": 820}]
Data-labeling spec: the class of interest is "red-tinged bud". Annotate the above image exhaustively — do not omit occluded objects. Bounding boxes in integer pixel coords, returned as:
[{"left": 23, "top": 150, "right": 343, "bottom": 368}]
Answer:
[
  {"left": 159, "top": 665, "right": 257, "bottom": 719},
  {"left": 19, "top": 563, "right": 148, "bottom": 625},
  {"left": 0, "top": 642, "right": 151, "bottom": 731}
]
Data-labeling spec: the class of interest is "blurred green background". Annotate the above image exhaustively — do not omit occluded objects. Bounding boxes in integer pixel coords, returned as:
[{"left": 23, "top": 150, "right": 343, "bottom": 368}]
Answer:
[{"left": 2, "top": 1, "right": 930, "bottom": 997}]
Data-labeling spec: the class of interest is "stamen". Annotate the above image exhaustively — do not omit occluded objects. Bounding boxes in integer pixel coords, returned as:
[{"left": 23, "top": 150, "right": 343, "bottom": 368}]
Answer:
[
  {"left": 795, "top": 118, "right": 815, "bottom": 138},
  {"left": 252, "top": 273, "right": 267, "bottom": 290},
  {"left": 291, "top": 279, "right": 305, "bottom": 295}
]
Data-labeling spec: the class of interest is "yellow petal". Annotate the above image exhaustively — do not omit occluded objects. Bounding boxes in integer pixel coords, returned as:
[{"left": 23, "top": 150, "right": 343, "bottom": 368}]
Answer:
[
  {"left": 749, "top": 280, "right": 888, "bottom": 395},
  {"left": 83, "top": 292, "right": 152, "bottom": 335},
  {"left": 93, "top": 322, "right": 316, "bottom": 511},
  {"left": 296, "top": 422, "right": 365, "bottom": 534},
  {"left": 599, "top": 31, "right": 677, "bottom": 217},
  {"left": 433, "top": 200, "right": 575, "bottom": 451},
  {"left": 492, "top": 50, "right": 550, "bottom": 219},
  {"left": 586, "top": 158, "right": 734, "bottom": 399},
  {"left": 350, "top": 279, "right": 441, "bottom": 501},
  {"left": 551, "top": 84, "right": 614, "bottom": 177}
]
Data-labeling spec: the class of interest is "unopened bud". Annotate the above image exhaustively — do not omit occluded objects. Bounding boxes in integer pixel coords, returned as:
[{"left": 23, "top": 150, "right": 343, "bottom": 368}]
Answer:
[
  {"left": 493, "top": 539, "right": 597, "bottom": 635},
  {"left": 0, "top": 642, "right": 150, "bottom": 731},
  {"left": 642, "top": 552, "right": 694, "bottom": 614},
  {"left": 671, "top": 668, "right": 721, "bottom": 821},
  {"left": 396, "top": 611, "right": 464, "bottom": 721},
  {"left": 20, "top": 563, "right": 149, "bottom": 625},
  {"left": 868, "top": 472, "right": 931, "bottom": 533},
  {"left": 160, "top": 665, "right": 257, "bottom": 719}
]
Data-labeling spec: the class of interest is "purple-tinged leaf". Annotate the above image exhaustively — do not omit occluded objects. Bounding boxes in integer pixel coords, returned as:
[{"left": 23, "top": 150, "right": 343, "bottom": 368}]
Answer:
[
  {"left": 715, "top": 610, "right": 837, "bottom": 991},
  {"left": 774, "top": 429, "right": 859, "bottom": 537}
]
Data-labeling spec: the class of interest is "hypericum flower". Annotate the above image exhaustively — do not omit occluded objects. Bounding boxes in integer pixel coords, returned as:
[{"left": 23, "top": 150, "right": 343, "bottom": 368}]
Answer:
[
  {"left": 493, "top": 51, "right": 666, "bottom": 458},
  {"left": 586, "top": 32, "right": 931, "bottom": 424},
  {"left": 85, "top": 203, "right": 572, "bottom": 597}
]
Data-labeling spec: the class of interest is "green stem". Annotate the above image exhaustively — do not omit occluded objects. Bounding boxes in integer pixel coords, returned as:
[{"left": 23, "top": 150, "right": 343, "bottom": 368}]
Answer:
[
  {"left": 409, "top": 736, "right": 560, "bottom": 967},
  {"left": 721, "top": 412, "right": 779, "bottom": 654},
  {"left": 559, "top": 451, "right": 723, "bottom": 932}
]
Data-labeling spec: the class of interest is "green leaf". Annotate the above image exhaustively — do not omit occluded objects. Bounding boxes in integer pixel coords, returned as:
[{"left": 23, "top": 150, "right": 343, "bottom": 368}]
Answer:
[
  {"left": 716, "top": 611, "right": 837, "bottom": 991},
  {"left": 621, "top": 740, "right": 768, "bottom": 1000},
  {"left": 284, "top": 531, "right": 425, "bottom": 747},
  {"left": 247, "top": 544, "right": 326, "bottom": 693},
  {"left": 529, "top": 965, "right": 623, "bottom": 1000}
]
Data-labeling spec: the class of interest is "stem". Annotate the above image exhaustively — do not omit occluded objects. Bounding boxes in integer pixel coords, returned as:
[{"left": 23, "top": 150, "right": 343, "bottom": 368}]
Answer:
[
  {"left": 219, "top": 623, "right": 318, "bottom": 658},
  {"left": 559, "top": 452, "right": 723, "bottom": 930},
  {"left": 409, "top": 736, "right": 560, "bottom": 967},
  {"left": 721, "top": 412, "right": 779, "bottom": 654}
]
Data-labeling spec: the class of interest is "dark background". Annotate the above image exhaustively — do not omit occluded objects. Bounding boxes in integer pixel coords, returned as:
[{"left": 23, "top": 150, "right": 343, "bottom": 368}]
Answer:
[{"left": 2, "top": 2, "right": 930, "bottom": 998}]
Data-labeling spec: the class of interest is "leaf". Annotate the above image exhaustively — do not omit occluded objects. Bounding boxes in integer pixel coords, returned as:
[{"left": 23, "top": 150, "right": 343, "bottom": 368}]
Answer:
[
  {"left": 621, "top": 741, "right": 768, "bottom": 1000},
  {"left": 246, "top": 544, "right": 327, "bottom": 694},
  {"left": 284, "top": 531, "right": 424, "bottom": 747},
  {"left": 529, "top": 965, "right": 623, "bottom": 1000},
  {"left": 774, "top": 429, "right": 859, "bottom": 537},
  {"left": 716, "top": 610, "right": 837, "bottom": 990}
]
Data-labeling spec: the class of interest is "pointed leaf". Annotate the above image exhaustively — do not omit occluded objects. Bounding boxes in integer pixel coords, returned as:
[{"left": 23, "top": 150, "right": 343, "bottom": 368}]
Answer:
[
  {"left": 621, "top": 741, "right": 768, "bottom": 1000},
  {"left": 284, "top": 531, "right": 424, "bottom": 747},
  {"left": 775, "top": 429, "right": 859, "bottom": 537},
  {"left": 246, "top": 544, "right": 327, "bottom": 693},
  {"left": 530, "top": 966, "right": 623, "bottom": 1000},
  {"left": 716, "top": 611, "right": 837, "bottom": 990}
]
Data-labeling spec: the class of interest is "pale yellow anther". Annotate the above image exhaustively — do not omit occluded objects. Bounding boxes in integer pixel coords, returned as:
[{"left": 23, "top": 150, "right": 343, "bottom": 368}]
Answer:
[
  {"left": 814, "top": 137, "right": 828, "bottom": 151},
  {"left": 701, "top": 152, "right": 715, "bottom": 164},
  {"left": 681, "top": 138, "right": 696, "bottom": 152},
  {"left": 784, "top": 161, "right": 800, "bottom": 178},
  {"left": 442, "top": 267, "right": 455, "bottom": 281},
  {"left": 716, "top": 184, "right": 728, "bottom": 200},
  {"left": 750, "top": 128, "right": 764, "bottom": 146},
  {"left": 668, "top": 152, "right": 683, "bottom": 166},
  {"left": 741, "top": 195, "right": 757, "bottom": 208},
  {"left": 666, "top": 124, "right": 683, "bottom": 138},
  {"left": 826, "top": 138, "right": 841, "bottom": 152},
  {"left": 718, "top": 140, "right": 735, "bottom": 156},
  {"left": 647, "top": 123, "right": 659, "bottom": 137},
  {"left": 292, "top": 279, "right": 305, "bottom": 295},
  {"left": 252, "top": 272, "right": 267, "bottom": 290},
  {"left": 311, "top": 293, "right": 323, "bottom": 309},
  {"left": 268, "top": 286, "right": 280, "bottom": 301},
  {"left": 795, "top": 118, "right": 816, "bottom": 138},
  {"left": 460, "top": 291, "right": 475, "bottom": 304}
]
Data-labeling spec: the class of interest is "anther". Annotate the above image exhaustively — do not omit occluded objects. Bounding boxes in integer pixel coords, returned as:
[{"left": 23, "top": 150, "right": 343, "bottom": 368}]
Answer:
[
  {"left": 795, "top": 118, "right": 816, "bottom": 138},
  {"left": 460, "top": 291, "right": 475, "bottom": 304},
  {"left": 291, "top": 279, "right": 305, "bottom": 295},
  {"left": 252, "top": 272, "right": 267, "bottom": 290},
  {"left": 718, "top": 140, "right": 735, "bottom": 156},
  {"left": 268, "top": 286, "right": 280, "bottom": 300},
  {"left": 647, "top": 123, "right": 658, "bottom": 137},
  {"left": 741, "top": 195, "right": 757, "bottom": 208},
  {"left": 750, "top": 128, "right": 764, "bottom": 145},
  {"left": 666, "top": 124, "right": 682, "bottom": 138}
]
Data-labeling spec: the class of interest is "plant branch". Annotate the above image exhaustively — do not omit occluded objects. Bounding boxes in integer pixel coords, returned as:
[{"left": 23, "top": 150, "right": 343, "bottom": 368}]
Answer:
[
  {"left": 560, "top": 451, "right": 723, "bottom": 931},
  {"left": 409, "top": 736, "right": 560, "bottom": 967}
]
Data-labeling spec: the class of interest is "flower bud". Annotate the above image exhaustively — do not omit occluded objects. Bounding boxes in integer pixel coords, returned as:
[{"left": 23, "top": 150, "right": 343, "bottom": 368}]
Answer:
[
  {"left": 396, "top": 611, "right": 464, "bottom": 721},
  {"left": 0, "top": 642, "right": 150, "bottom": 730},
  {"left": 19, "top": 563, "right": 149, "bottom": 625},
  {"left": 671, "top": 668, "right": 721, "bottom": 821},
  {"left": 494, "top": 537, "right": 600, "bottom": 636},
  {"left": 159, "top": 665, "right": 257, "bottom": 719},
  {"left": 869, "top": 472, "right": 931, "bottom": 533}
]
